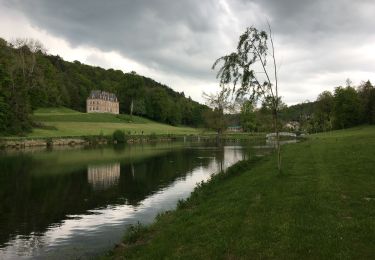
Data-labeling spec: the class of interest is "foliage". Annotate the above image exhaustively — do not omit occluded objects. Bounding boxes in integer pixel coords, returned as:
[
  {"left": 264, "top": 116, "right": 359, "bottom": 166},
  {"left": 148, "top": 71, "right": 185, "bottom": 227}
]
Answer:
[
  {"left": 118, "top": 71, "right": 145, "bottom": 117},
  {"left": 333, "top": 86, "right": 361, "bottom": 129},
  {"left": 357, "top": 80, "right": 375, "bottom": 124},
  {"left": 314, "top": 91, "right": 334, "bottom": 131},
  {"left": 202, "top": 88, "right": 231, "bottom": 134},
  {"left": 240, "top": 100, "right": 256, "bottom": 132},
  {"left": 112, "top": 129, "right": 127, "bottom": 143},
  {"left": 203, "top": 108, "right": 227, "bottom": 134},
  {"left": 279, "top": 80, "right": 375, "bottom": 133}
]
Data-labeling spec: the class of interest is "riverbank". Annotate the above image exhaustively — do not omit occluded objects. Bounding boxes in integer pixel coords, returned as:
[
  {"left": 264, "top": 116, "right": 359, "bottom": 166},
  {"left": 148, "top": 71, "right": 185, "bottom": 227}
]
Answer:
[
  {"left": 105, "top": 125, "right": 375, "bottom": 259},
  {"left": 0, "top": 107, "right": 267, "bottom": 149},
  {"left": 0, "top": 135, "right": 176, "bottom": 149},
  {"left": 0, "top": 133, "right": 267, "bottom": 149}
]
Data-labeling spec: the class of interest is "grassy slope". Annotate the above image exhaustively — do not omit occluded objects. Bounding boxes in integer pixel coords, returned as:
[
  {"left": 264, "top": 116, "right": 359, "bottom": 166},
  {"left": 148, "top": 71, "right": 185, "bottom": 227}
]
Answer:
[
  {"left": 27, "top": 107, "right": 202, "bottom": 137},
  {"left": 107, "top": 125, "right": 375, "bottom": 259}
]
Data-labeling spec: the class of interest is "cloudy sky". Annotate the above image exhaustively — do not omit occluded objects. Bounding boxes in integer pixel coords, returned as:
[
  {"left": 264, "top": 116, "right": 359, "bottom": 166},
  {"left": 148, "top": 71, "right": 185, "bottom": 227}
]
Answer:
[{"left": 1, "top": 0, "right": 375, "bottom": 104}]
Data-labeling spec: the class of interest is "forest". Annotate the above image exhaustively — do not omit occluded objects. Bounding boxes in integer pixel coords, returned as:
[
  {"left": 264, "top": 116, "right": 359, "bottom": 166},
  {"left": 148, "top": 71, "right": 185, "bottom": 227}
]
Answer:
[
  {"left": 0, "top": 38, "right": 208, "bottom": 135},
  {"left": 232, "top": 80, "right": 375, "bottom": 134}
]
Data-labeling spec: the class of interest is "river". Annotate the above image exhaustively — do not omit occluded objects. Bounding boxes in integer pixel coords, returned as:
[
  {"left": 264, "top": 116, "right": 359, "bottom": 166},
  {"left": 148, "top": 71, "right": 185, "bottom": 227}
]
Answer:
[{"left": 0, "top": 142, "right": 257, "bottom": 259}]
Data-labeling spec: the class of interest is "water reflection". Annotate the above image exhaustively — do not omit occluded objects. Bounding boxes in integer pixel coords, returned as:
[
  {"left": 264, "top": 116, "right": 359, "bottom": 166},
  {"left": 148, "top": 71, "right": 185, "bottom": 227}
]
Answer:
[
  {"left": 0, "top": 143, "right": 251, "bottom": 259},
  {"left": 88, "top": 163, "right": 121, "bottom": 190}
]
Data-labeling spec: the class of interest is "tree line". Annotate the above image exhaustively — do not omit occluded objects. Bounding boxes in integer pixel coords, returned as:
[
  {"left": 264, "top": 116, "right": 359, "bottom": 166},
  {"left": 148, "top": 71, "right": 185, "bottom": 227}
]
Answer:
[
  {"left": 0, "top": 38, "right": 208, "bottom": 135},
  {"left": 308, "top": 80, "right": 375, "bottom": 132},
  {"left": 237, "top": 80, "right": 375, "bottom": 134}
]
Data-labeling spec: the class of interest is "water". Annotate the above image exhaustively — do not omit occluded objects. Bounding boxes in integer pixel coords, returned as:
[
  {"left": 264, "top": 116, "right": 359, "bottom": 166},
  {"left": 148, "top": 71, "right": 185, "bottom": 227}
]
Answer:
[{"left": 0, "top": 142, "right": 253, "bottom": 259}]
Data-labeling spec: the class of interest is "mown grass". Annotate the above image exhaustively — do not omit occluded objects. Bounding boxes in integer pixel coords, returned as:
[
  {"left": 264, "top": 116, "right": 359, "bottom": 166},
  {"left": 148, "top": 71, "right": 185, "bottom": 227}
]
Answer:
[
  {"left": 26, "top": 107, "right": 203, "bottom": 137},
  {"left": 105, "top": 125, "right": 375, "bottom": 259}
]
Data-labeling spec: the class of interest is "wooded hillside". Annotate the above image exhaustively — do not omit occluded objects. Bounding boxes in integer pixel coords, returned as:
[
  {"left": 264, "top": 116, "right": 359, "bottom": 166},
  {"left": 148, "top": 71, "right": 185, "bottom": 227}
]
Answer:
[{"left": 0, "top": 38, "right": 208, "bottom": 135}]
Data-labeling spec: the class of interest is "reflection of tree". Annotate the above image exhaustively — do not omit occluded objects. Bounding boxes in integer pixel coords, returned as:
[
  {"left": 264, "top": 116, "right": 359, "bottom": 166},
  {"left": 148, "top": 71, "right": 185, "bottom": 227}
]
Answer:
[
  {"left": 118, "top": 148, "right": 217, "bottom": 205},
  {"left": 0, "top": 147, "right": 226, "bottom": 247}
]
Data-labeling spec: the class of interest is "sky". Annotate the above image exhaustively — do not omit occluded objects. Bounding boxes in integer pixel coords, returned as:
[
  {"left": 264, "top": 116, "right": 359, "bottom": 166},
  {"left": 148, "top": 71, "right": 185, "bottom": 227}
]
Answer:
[{"left": 1, "top": 0, "right": 375, "bottom": 105}]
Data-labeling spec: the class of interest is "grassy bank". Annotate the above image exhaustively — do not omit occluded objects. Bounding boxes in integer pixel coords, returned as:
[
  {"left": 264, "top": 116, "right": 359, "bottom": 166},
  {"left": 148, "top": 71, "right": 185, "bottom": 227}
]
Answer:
[
  {"left": 4, "top": 108, "right": 267, "bottom": 141},
  {"left": 27, "top": 107, "right": 202, "bottom": 137},
  {"left": 106, "top": 125, "right": 375, "bottom": 259}
]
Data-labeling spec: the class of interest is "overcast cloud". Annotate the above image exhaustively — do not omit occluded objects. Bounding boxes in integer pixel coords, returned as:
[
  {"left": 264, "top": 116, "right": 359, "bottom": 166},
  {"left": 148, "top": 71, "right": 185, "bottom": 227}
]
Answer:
[{"left": 1, "top": 0, "right": 375, "bottom": 104}]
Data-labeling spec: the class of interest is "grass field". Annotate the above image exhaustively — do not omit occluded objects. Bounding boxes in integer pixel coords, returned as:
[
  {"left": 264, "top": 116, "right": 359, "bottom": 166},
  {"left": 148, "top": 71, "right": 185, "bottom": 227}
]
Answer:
[
  {"left": 27, "top": 107, "right": 203, "bottom": 137},
  {"left": 106, "top": 125, "right": 375, "bottom": 259}
]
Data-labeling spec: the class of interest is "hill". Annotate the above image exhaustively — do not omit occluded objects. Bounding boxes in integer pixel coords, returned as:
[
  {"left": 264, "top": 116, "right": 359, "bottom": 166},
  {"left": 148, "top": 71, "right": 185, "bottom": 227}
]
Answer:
[
  {"left": 28, "top": 107, "right": 202, "bottom": 137},
  {"left": 0, "top": 38, "right": 208, "bottom": 135}
]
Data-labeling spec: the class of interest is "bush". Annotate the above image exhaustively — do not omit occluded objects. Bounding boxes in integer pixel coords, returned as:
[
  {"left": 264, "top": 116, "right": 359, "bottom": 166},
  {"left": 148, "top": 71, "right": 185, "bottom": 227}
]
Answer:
[
  {"left": 149, "top": 132, "right": 157, "bottom": 140},
  {"left": 112, "top": 129, "right": 127, "bottom": 143},
  {"left": 46, "top": 138, "right": 53, "bottom": 147}
]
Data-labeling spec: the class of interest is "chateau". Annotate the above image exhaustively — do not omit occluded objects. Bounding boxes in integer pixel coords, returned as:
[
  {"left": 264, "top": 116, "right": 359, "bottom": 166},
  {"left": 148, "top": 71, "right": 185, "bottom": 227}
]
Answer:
[{"left": 86, "top": 90, "right": 119, "bottom": 114}]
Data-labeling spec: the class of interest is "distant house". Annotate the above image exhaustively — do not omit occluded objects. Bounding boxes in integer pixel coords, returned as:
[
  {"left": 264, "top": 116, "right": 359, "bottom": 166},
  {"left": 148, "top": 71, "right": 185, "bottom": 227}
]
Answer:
[
  {"left": 87, "top": 90, "right": 119, "bottom": 114},
  {"left": 227, "top": 125, "right": 243, "bottom": 132},
  {"left": 284, "top": 121, "right": 300, "bottom": 131}
]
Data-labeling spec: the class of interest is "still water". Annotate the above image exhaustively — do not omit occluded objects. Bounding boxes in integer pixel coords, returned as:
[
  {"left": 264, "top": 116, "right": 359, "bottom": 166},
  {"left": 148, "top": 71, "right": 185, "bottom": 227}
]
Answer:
[{"left": 0, "top": 142, "right": 253, "bottom": 259}]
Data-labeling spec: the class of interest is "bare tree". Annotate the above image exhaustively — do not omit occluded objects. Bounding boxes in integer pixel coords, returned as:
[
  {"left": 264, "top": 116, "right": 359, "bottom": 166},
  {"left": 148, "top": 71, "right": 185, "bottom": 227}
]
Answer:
[
  {"left": 9, "top": 38, "right": 46, "bottom": 88},
  {"left": 202, "top": 88, "right": 232, "bottom": 136},
  {"left": 212, "top": 24, "right": 282, "bottom": 173}
]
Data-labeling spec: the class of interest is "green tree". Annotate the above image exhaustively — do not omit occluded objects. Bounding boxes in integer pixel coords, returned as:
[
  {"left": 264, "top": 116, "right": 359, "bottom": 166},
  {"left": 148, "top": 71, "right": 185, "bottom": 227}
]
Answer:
[
  {"left": 240, "top": 100, "right": 256, "bottom": 132},
  {"left": 132, "top": 98, "right": 146, "bottom": 116},
  {"left": 203, "top": 88, "right": 231, "bottom": 135},
  {"left": 124, "top": 71, "right": 145, "bottom": 118},
  {"left": 333, "top": 86, "right": 360, "bottom": 129},
  {"left": 148, "top": 88, "right": 171, "bottom": 123},
  {"left": 213, "top": 25, "right": 283, "bottom": 172},
  {"left": 314, "top": 91, "right": 334, "bottom": 131},
  {"left": 0, "top": 38, "right": 46, "bottom": 134},
  {"left": 357, "top": 80, "right": 375, "bottom": 124}
]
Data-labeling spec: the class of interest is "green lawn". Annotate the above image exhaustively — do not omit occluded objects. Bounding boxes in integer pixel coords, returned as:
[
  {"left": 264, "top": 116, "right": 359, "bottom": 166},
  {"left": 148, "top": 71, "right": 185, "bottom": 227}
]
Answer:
[
  {"left": 27, "top": 107, "right": 203, "bottom": 137},
  {"left": 106, "top": 125, "right": 375, "bottom": 259}
]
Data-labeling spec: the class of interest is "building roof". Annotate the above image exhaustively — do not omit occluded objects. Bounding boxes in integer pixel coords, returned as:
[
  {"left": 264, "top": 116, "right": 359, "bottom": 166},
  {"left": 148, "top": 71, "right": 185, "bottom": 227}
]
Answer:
[{"left": 88, "top": 90, "right": 118, "bottom": 102}]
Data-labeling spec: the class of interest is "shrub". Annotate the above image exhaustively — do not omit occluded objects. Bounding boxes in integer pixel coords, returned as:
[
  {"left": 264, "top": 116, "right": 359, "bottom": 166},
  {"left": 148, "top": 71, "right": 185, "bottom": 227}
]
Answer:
[
  {"left": 46, "top": 138, "right": 53, "bottom": 148},
  {"left": 112, "top": 129, "right": 127, "bottom": 143},
  {"left": 149, "top": 132, "right": 157, "bottom": 140}
]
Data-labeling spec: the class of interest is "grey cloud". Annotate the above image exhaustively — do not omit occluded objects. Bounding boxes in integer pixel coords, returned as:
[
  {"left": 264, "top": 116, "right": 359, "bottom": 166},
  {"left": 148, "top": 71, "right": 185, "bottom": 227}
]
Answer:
[
  {"left": 6, "top": 0, "right": 229, "bottom": 80},
  {"left": 4, "top": 0, "right": 375, "bottom": 104}
]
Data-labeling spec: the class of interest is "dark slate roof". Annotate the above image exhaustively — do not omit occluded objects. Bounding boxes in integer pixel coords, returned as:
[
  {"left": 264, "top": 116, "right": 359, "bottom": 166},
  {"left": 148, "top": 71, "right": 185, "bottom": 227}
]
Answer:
[{"left": 88, "top": 90, "right": 118, "bottom": 102}]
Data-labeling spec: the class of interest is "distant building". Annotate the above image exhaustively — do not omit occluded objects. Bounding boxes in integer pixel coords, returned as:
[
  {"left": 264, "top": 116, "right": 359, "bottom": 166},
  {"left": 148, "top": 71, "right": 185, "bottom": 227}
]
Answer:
[
  {"left": 227, "top": 125, "right": 243, "bottom": 132},
  {"left": 87, "top": 90, "right": 119, "bottom": 114},
  {"left": 284, "top": 121, "right": 300, "bottom": 131}
]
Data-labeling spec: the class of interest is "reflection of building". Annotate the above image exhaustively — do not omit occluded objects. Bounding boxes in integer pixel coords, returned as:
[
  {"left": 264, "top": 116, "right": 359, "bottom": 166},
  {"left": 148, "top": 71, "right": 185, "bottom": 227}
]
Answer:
[
  {"left": 87, "top": 163, "right": 120, "bottom": 190},
  {"left": 86, "top": 90, "right": 119, "bottom": 114}
]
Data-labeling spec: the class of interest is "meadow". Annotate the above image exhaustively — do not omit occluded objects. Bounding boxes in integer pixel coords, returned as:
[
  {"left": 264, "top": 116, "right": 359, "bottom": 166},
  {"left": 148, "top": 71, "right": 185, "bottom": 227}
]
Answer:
[
  {"left": 28, "top": 107, "right": 202, "bottom": 137},
  {"left": 105, "top": 125, "right": 375, "bottom": 259}
]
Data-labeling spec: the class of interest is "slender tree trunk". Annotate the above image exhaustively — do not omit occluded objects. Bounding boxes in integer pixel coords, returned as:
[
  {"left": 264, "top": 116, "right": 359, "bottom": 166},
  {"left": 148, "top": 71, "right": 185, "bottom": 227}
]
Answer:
[
  {"left": 130, "top": 98, "right": 134, "bottom": 119},
  {"left": 269, "top": 22, "right": 281, "bottom": 174},
  {"left": 273, "top": 109, "right": 281, "bottom": 173},
  {"left": 275, "top": 111, "right": 281, "bottom": 174}
]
